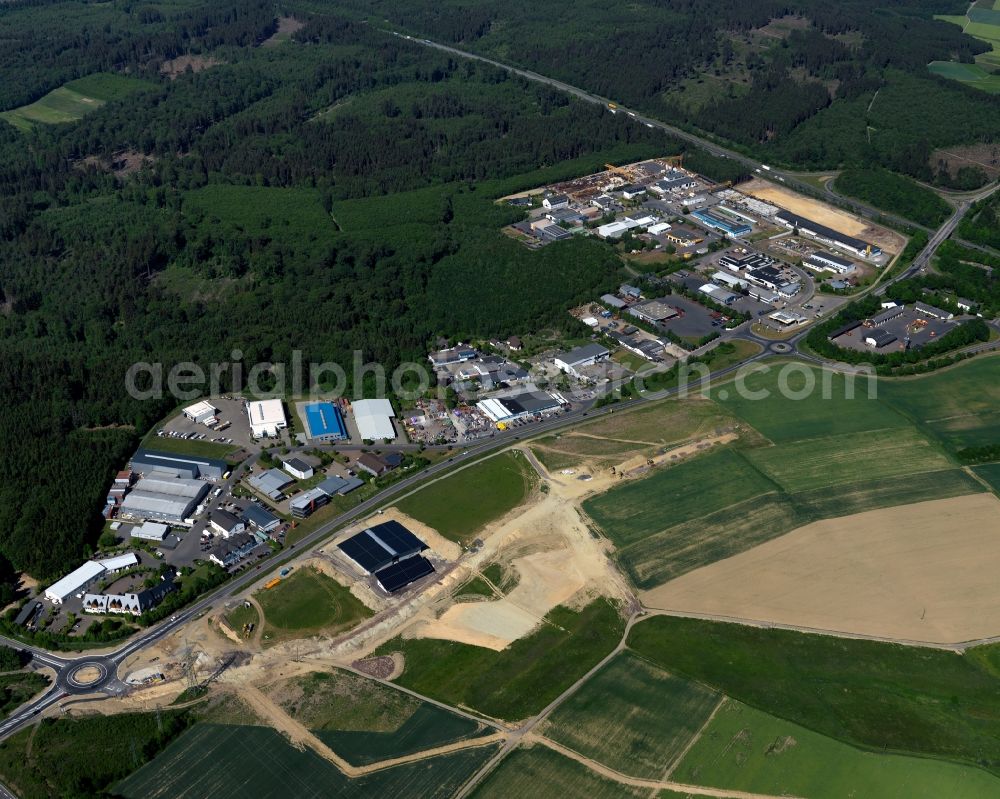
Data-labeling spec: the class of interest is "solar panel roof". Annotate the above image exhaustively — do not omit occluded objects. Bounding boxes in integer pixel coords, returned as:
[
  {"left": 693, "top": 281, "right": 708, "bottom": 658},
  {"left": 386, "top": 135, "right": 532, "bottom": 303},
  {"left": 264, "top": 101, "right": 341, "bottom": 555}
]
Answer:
[
  {"left": 337, "top": 520, "right": 427, "bottom": 573},
  {"left": 375, "top": 556, "right": 434, "bottom": 593}
]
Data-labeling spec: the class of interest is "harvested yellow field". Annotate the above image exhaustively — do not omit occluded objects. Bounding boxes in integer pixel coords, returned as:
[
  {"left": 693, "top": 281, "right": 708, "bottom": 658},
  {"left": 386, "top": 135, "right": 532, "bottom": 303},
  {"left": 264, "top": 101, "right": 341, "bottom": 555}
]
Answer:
[{"left": 641, "top": 493, "right": 1000, "bottom": 644}]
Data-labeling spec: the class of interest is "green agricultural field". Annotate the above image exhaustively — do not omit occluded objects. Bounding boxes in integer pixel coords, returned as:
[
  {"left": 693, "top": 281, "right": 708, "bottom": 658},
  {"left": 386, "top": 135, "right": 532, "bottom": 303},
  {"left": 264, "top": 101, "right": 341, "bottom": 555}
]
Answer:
[
  {"left": 582, "top": 448, "right": 775, "bottom": 548},
  {"left": 469, "top": 745, "right": 648, "bottom": 799},
  {"left": 790, "top": 467, "right": 985, "bottom": 518},
  {"left": 973, "top": 463, "right": 1000, "bottom": 494},
  {"left": 531, "top": 399, "right": 740, "bottom": 470},
  {"left": 711, "top": 363, "right": 909, "bottom": 443},
  {"left": 878, "top": 357, "right": 1000, "bottom": 451},
  {"left": 673, "top": 700, "right": 1000, "bottom": 799},
  {"left": 396, "top": 451, "right": 537, "bottom": 544},
  {"left": 629, "top": 616, "right": 1000, "bottom": 774},
  {"left": 379, "top": 598, "right": 624, "bottom": 721},
  {"left": 929, "top": 61, "right": 990, "bottom": 81},
  {"left": 182, "top": 185, "right": 337, "bottom": 247},
  {"left": 256, "top": 567, "right": 372, "bottom": 643},
  {"left": 115, "top": 723, "right": 499, "bottom": 799},
  {"left": 620, "top": 492, "right": 805, "bottom": 589},
  {"left": 743, "top": 427, "right": 952, "bottom": 493},
  {"left": 265, "top": 669, "right": 488, "bottom": 766},
  {"left": 541, "top": 651, "right": 719, "bottom": 779},
  {"left": 0, "top": 73, "right": 153, "bottom": 131}
]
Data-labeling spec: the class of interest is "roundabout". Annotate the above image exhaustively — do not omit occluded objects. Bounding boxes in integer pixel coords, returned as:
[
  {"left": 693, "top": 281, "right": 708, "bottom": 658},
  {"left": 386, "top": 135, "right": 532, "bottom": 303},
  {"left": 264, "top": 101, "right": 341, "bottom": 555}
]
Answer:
[{"left": 55, "top": 657, "right": 119, "bottom": 695}]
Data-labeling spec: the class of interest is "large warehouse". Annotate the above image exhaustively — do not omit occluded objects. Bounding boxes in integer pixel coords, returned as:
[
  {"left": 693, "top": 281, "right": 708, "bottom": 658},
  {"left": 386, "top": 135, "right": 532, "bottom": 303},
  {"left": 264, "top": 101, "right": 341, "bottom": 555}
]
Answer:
[
  {"left": 304, "top": 401, "right": 348, "bottom": 441},
  {"left": 119, "top": 474, "right": 209, "bottom": 522},
  {"left": 131, "top": 448, "right": 226, "bottom": 481},
  {"left": 352, "top": 398, "right": 396, "bottom": 441},
  {"left": 247, "top": 468, "right": 294, "bottom": 500},
  {"left": 247, "top": 399, "right": 287, "bottom": 438},
  {"left": 338, "top": 520, "right": 434, "bottom": 594},
  {"left": 774, "top": 210, "right": 881, "bottom": 258},
  {"left": 477, "top": 390, "right": 565, "bottom": 424}
]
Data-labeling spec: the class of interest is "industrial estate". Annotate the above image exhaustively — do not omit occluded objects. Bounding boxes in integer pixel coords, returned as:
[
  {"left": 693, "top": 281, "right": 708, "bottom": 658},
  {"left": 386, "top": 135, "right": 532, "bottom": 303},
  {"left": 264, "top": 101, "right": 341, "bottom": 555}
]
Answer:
[{"left": 2, "top": 3, "right": 1000, "bottom": 799}]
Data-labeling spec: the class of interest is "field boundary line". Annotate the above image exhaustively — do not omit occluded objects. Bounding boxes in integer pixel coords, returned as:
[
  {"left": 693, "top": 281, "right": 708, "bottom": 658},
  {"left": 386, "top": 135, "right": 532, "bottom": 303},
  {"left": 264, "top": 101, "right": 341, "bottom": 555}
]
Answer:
[
  {"left": 530, "top": 734, "right": 804, "bottom": 799},
  {"left": 662, "top": 695, "right": 727, "bottom": 782},
  {"left": 638, "top": 608, "right": 970, "bottom": 651}
]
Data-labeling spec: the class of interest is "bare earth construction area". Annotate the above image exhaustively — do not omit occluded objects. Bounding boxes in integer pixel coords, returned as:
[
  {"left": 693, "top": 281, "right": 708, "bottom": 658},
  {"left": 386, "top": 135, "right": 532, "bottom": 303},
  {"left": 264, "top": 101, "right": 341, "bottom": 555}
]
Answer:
[{"left": 642, "top": 493, "right": 1000, "bottom": 645}]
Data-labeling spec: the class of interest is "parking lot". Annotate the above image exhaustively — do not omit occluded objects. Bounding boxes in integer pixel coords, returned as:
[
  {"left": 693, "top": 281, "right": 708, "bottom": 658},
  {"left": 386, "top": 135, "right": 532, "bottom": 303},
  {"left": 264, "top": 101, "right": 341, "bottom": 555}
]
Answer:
[
  {"left": 157, "top": 397, "right": 258, "bottom": 451},
  {"left": 833, "top": 309, "right": 957, "bottom": 353}
]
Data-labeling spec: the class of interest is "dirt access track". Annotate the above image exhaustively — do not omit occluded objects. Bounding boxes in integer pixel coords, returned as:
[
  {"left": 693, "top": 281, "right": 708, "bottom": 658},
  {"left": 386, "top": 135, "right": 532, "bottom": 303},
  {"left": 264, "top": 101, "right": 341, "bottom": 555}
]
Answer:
[
  {"left": 737, "top": 178, "right": 906, "bottom": 255},
  {"left": 642, "top": 493, "right": 1000, "bottom": 645}
]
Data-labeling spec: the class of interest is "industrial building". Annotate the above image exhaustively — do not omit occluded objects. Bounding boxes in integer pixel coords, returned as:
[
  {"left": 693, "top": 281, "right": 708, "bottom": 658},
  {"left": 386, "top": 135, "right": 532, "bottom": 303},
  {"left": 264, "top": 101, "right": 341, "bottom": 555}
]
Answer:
[
  {"left": 316, "top": 474, "right": 364, "bottom": 496},
  {"left": 865, "top": 330, "right": 898, "bottom": 349},
  {"left": 428, "top": 346, "right": 478, "bottom": 367},
  {"left": 542, "top": 194, "right": 569, "bottom": 210},
  {"left": 553, "top": 343, "right": 610, "bottom": 377},
  {"left": 210, "top": 509, "right": 245, "bottom": 538},
  {"left": 352, "top": 398, "right": 396, "bottom": 441},
  {"left": 44, "top": 553, "right": 139, "bottom": 605},
  {"left": 617, "top": 184, "right": 646, "bottom": 200},
  {"left": 241, "top": 504, "right": 280, "bottom": 534},
  {"left": 339, "top": 520, "right": 427, "bottom": 574},
  {"left": 748, "top": 286, "right": 780, "bottom": 304},
  {"left": 247, "top": 468, "right": 295, "bottom": 501},
  {"left": 805, "top": 251, "right": 853, "bottom": 274},
  {"left": 719, "top": 252, "right": 775, "bottom": 272},
  {"left": 131, "top": 448, "right": 226, "bottom": 481},
  {"left": 712, "top": 271, "right": 748, "bottom": 290},
  {"left": 282, "top": 457, "right": 314, "bottom": 480},
  {"left": 289, "top": 486, "right": 331, "bottom": 519},
  {"left": 699, "top": 284, "right": 739, "bottom": 305},
  {"left": 647, "top": 221, "right": 672, "bottom": 235},
  {"left": 665, "top": 227, "right": 703, "bottom": 246},
  {"left": 131, "top": 521, "right": 169, "bottom": 542},
  {"left": 870, "top": 306, "right": 906, "bottom": 325},
  {"left": 304, "top": 401, "right": 348, "bottom": 441},
  {"left": 774, "top": 210, "right": 881, "bottom": 258},
  {"left": 690, "top": 208, "right": 751, "bottom": 237},
  {"left": 119, "top": 474, "right": 209, "bottom": 522},
  {"left": 477, "top": 390, "right": 566, "bottom": 424},
  {"left": 247, "top": 399, "right": 287, "bottom": 438},
  {"left": 182, "top": 400, "right": 218, "bottom": 425},
  {"left": 915, "top": 301, "right": 954, "bottom": 321},
  {"left": 600, "top": 293, "right": 627, "bottom": 310},
  {"left": 628, "top": 298, "right": 679, "bottom": 324},
  {"left": 376, "top": 557, "right": 435, "bottom": 593}
]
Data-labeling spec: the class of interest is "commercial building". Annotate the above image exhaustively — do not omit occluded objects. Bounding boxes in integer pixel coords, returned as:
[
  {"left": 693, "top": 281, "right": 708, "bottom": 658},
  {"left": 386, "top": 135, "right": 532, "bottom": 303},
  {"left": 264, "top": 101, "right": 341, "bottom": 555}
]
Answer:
[
  {"left": 82, "top": 579, "right": 175, "bottom": 617},
  {"left": 769, "top": 310, "right": 808, "bottom": 327},
  {"left": 247, "top": 468, "right": 295, "bottom": 501},
  {"left": 805, "top": 251, "right": 853, "bottom": 274},
  {"left": 209, "top": 509, "right": 246, "bottom": 538},
  {"left": 131, "top": 521, "right": 169, "bottom": 542},
  {"left": 131, "top": 448, "right": 226, "bottom": 481},
  {"left": 553, "top": 343, "right": 610, "bottom": 377},
  {"left": 209, "top": 532, "right": 258, "bottom": 568},
  {"left": 600, "top": 293, "right": 627, "bottom": 310},
  {"left": 282, "top": 457, "right": 314, "bottom": 481},
  {"left": 355, "top": 452, "right": 391, "bottom": 477},
  {"left": 591, "top": 194, "right": 619, "bottom": 212},
  {"left": 542, "top": 194, "right": 569, "bottom": 210},
  {"left": 870, "top": 306, "right": 905, "bottom": 325},
  {"left": 699, "top": 284, "right": 738, "bottom": 305},
  {"left": 375, "top": 557, "right": 435, "bottom": 593},
  {"left": 618, "top": 184, "right": 646, "bottom": 200},
  {"left": 289, "top": 486, "right": 330, "bottom": 519},
  {"left": 316, "top": 475, "right": 364, "bottom": 496},
  {"left": 748, "top": 286, "right": 780, "bottom": 304},
  {"left": 119, "top": 475, "right": 209, "bottom": 522},
  {"left": 247, "top": 399, "right": 287, "bottom": 438},
  {"left": 182, "top": 400, "right": 218, "bottom": 425},
  {"left": 304, "top": 402, "right": 348, "bottom": 441},
  {"left": 241, "top": 504, "right": 280, "bottom": 534},
  {"left": 96, "top": 553, "right": 139, "bottom": 573},
  {"left": 774, "top": 210, "right": 881, "bottom": 258},
  {"left": 665, "top": 227, "right": 703, "bottom": 246},
  {"left": 690, "top": 209, "right": 752, "bottom": 237},
  {"left": 428, "top": 346, "right": 478, "bottom": 367},
  {"left": 477, "top": 390, "right": 566, "bottom": 424},
  {"left": 352, "top": 399, "right": 396, "bottom": 441},
  {"left": 620, "top": 284, "right": 642, "bottom": 299},
  {"left": 650, "top": 176, "right": 698, "bottom": 194}
]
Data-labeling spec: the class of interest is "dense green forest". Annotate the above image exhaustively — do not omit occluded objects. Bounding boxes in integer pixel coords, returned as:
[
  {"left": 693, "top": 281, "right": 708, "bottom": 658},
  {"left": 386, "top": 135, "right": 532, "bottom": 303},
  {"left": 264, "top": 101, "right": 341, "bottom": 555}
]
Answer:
[
  {"left": 834, "top": 167, "right": 952, "bottom": 227},
  {"left": 958, "top": 192, "right": 1000, "bottom": 251},
  {"left": 340, "top": 0, "right": 1000, "bottom": 187},
  {"left": 0, "top": 1, "right": 749, "bottom": 579}
]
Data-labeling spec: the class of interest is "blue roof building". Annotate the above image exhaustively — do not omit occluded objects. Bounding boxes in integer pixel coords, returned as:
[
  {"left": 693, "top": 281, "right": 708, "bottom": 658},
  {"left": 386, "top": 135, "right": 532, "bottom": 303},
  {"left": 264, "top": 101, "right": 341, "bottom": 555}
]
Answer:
[
  {"left": 691, "top": 208, "right": 752, "bottom": 238},
  {"left": 304, "top": 402, "right": 348, "bottom": 441}
]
